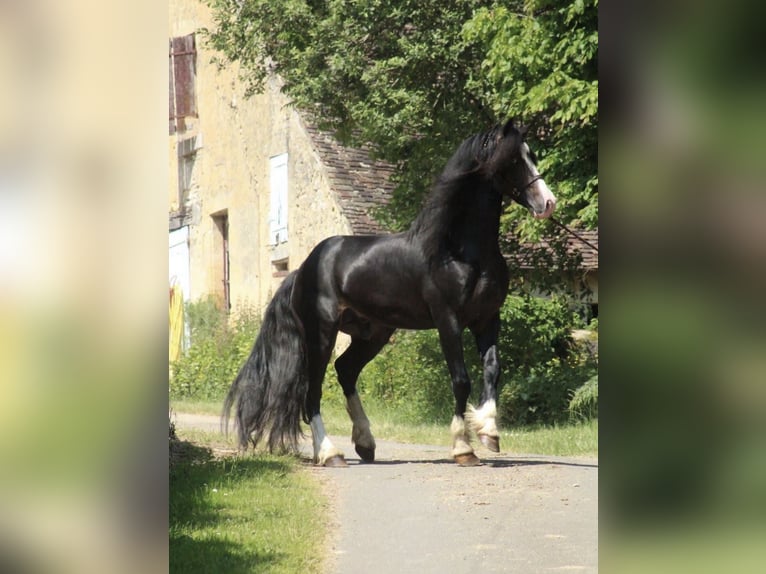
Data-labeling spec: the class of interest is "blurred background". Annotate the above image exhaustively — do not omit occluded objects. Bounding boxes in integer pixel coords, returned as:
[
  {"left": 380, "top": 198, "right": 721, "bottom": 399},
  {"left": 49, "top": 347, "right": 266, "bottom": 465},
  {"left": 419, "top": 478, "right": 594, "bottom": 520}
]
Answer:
[
  {"left": 0, "top": 1, "right": 167, "bottom": 572},
  {"left": 600, "top": 0, "right": 766, "bottom": 572},
  {"left": 1, "top": 1, "right": 764, "bottom": 572}
]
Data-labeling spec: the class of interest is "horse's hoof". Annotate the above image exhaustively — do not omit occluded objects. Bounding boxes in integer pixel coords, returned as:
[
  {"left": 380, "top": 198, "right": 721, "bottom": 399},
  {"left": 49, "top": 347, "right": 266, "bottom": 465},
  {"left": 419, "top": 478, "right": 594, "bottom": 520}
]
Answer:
[
  {"left": 479, "top": 434, "right": 500, "bottom": 453},
  {"left": 355, "top": 444, "right": 375, "bottom": 462},
  {"left": 323, "top": 455, "right": 348, "bottom": 467},
  {"left": 454, "top": 453, "right": 482, "bottom": 467}
]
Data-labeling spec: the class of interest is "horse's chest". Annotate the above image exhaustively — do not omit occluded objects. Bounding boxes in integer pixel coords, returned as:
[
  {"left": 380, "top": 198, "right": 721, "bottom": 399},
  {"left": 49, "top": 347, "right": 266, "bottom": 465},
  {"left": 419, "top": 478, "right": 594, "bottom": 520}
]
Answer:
[
  {"left": 467, "top": 271, "right": 507, "bottom": 309},
  {"left": 449, "top": 261, "right": 508, "bottom": 316},
  {"left": 432, "top": 256, "right": 509, "bottom": 321}
]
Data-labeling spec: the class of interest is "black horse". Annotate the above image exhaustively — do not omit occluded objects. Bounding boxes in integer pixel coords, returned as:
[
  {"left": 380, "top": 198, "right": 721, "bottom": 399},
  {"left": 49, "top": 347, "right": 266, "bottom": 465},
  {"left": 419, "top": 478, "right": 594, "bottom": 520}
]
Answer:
[{"left": 223, "top": 119, "right": 556, "bottom": 466}]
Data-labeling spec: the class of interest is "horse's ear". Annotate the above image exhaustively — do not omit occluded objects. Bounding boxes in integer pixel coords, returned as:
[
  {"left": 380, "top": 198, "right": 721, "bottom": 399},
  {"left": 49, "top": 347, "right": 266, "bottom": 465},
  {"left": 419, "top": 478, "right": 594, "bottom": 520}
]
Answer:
[{"left": 502, "top": 118, "right": 517, "bottom": 136}]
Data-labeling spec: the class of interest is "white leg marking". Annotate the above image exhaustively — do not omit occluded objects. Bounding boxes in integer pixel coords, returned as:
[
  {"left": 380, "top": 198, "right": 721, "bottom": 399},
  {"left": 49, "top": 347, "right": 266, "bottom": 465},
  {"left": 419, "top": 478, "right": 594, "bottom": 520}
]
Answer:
[
  {"left": 309, "top": 414, "right": 343, "bottom": 465},
  {"left": 466, "top": 399, "right": 499, "bottom": 438},
  {"left": 346, "top": 394, "right": 376, "bottom": 450},
  {"left": 450, "top": 415, "right": 475, "bottom": 457}
]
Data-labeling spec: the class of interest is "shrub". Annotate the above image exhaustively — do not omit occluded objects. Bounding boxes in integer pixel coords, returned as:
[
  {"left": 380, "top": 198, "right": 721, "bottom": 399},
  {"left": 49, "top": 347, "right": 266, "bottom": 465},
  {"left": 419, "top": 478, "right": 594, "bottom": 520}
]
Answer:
[
  {"left": 170, "top": 297, "right": 261, "bottom": 400},
  {"left": 495, "top": 294, "right": 596, "bottom": 425}
]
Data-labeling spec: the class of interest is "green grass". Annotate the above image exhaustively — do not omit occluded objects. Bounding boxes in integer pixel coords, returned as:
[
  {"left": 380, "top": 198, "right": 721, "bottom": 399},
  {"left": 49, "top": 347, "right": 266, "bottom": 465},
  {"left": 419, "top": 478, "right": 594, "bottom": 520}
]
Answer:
[
  {"left": 172, "top": 395, "right": 598, "bottom": 457},
  {"left": 171, "top": 398, "right": 224, "bottom": 415},
  {"left": 170, "top": 432, "right": 327, "bottom": 574},
  {"left": 499, "top": 418, "right": 598, "bottom": 457}
]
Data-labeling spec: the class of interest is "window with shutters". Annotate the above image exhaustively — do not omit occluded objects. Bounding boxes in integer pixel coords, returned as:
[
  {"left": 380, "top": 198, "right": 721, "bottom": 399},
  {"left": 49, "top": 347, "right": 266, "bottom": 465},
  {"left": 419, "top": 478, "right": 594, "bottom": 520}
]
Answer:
[
  {"left": 268, "top": 154, "right": 288, "bottom": 245},
  {"left": 169, "top": 34, "right": 197, "bottom": 134}
]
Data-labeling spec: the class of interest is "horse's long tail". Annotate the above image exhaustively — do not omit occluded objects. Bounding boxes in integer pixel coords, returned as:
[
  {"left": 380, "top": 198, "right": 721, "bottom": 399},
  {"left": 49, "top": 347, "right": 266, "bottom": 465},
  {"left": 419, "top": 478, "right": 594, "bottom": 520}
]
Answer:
[{"left": 222, "top": 270, "right": 308, "bottom": 452}]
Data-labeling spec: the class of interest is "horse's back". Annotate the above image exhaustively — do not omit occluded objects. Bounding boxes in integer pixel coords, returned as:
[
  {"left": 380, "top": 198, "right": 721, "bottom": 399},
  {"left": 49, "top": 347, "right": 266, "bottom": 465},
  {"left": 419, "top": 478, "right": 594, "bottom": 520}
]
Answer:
[{"left": 302, "top": 233, "right": 434, "bottom": 329}]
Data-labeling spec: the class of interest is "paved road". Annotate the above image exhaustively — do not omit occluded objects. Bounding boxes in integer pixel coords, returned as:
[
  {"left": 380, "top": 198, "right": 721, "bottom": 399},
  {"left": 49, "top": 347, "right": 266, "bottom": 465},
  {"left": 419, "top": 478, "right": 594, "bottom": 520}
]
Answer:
[{"left": 174, "top": 413, "right": 598, "bottom": 573}]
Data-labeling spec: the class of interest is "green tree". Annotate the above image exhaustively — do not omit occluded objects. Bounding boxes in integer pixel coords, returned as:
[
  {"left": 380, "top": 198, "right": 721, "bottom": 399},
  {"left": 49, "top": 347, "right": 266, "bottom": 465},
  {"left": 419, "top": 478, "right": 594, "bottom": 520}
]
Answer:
[
  {"left": 462, "top": 0, "right": 598, "bottom": 237},
  {"left": 203, "top": 0, "right": 597, "bottom": 236}
]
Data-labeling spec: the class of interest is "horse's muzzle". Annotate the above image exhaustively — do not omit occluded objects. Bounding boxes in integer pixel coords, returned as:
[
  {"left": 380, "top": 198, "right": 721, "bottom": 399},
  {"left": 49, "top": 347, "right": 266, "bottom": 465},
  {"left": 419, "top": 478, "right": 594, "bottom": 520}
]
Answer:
[{"left": 533, "top": 199, "right": 556, "bottom": 219}]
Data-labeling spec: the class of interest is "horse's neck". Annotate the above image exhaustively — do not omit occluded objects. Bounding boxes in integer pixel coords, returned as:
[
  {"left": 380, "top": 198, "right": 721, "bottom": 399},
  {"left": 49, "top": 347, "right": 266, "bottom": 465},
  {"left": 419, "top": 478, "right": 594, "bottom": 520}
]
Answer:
[
  {"left": 450, "top": 188, "right": 503, "bottom": 258},
  {"left": 410, "top": 180, "right": 503, "bottom": 262}
]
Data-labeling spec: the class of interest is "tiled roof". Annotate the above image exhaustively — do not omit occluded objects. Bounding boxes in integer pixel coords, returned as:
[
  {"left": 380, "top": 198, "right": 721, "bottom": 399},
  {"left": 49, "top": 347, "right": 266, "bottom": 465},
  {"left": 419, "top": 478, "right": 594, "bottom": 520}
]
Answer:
[
  {"left": 305, "top": 126, "right": 395, "bottom": 235},
  {"left": 510, "top": 229, "right": 598, "bottom": 271},
  {"left": 567, "top": 229, "right": 598, "bottom": 269}
]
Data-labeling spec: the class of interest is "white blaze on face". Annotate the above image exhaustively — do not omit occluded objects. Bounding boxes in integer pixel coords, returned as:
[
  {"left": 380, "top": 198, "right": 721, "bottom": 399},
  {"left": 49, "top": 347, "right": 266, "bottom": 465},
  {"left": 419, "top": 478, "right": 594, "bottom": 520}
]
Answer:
[{"left": 521, "top": 143, "right": 556, "bottom": 219}]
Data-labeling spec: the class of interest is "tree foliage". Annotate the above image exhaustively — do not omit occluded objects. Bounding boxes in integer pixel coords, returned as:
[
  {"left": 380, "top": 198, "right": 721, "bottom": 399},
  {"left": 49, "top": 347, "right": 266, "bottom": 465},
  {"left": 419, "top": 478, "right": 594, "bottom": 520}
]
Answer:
[
  {"left": 203, "top": 0, "right": 597, "bottom": 235},
  {"left": 462, "top": 0, "right": 598, "bottom": 235}
]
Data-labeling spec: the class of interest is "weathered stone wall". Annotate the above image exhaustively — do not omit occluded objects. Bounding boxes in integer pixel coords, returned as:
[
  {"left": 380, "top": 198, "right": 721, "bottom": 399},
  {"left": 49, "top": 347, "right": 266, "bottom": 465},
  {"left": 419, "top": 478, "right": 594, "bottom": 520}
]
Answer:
[
  {"left": 279, "top": 111, "right": 352, "bottom": 292},
  {"left": 170, "top": 0, "right": 351, "bottom": 317}
]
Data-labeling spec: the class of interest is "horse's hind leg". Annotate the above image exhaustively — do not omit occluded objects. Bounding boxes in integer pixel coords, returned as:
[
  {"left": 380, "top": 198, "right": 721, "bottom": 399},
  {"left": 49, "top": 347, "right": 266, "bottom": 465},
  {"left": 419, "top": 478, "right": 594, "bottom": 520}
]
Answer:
[
  {"left": 335, "top": 327, "right": 394, "bottom": 462},
  {"left": 304, "top": 316, "right": 347, "bottom": 467}
]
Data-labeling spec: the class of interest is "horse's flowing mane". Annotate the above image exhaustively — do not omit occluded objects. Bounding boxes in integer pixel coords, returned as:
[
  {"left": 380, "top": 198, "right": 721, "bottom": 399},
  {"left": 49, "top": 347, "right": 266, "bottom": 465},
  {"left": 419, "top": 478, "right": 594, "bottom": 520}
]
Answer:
[{"left": 408, "top": 124, "right": 505, "bottom": 261}]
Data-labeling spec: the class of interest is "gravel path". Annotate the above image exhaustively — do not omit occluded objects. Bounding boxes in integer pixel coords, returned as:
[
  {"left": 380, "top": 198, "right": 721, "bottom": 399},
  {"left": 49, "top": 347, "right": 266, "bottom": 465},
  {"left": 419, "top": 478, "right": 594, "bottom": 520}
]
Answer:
[{"left": 173, "top": 412, "right": 598, "bottom": 573}]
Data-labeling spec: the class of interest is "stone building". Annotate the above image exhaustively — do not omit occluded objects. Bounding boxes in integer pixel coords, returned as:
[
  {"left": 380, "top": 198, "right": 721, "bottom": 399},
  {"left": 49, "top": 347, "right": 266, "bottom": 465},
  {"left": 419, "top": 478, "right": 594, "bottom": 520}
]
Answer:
[
  {"left": 168, "top": 0, "right": 598, "bottom": 338},
  {"left": 168, "top": 0, "right": 393, "bottom": 323}
]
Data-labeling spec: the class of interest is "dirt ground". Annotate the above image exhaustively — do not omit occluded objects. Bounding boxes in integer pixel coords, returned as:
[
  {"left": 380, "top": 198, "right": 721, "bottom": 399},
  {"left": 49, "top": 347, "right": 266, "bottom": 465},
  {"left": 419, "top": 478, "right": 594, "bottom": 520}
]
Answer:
[{"left": 173, "top": 412, "right": 598, "bottom": 573}]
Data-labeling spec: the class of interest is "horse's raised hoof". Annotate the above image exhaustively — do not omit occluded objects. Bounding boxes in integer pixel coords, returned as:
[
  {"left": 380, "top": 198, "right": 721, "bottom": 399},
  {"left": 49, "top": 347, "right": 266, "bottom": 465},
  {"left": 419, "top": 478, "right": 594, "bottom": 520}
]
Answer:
[
  {"left": 454, "top": 453, "right": 482, "bottom": 467},
  {"left": 323, "top": 455, "right": 348, "bottom": 468},
  {"left": 355, "top": 444, "right": 375, "bottom": 463},
  {"left": 479, "top": 434, "right": 500, "bottom": 453}
]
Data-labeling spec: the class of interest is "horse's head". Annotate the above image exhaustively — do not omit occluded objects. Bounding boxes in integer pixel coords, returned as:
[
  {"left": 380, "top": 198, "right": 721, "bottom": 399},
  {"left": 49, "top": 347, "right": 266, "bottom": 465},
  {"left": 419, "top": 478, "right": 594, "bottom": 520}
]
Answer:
[{"left": 485, "top": 119, "right": 556, "bottom": 219}]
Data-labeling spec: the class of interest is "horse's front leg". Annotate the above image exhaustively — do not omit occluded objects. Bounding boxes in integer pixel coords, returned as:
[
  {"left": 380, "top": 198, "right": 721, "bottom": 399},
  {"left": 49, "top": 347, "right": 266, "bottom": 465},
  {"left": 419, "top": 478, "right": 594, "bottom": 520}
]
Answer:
[
  {"left": 467, "top": 315, "right": 502, "bottom": 453},
  {"left": 435, "top": 313, "right": 481, "bottom": 466}
]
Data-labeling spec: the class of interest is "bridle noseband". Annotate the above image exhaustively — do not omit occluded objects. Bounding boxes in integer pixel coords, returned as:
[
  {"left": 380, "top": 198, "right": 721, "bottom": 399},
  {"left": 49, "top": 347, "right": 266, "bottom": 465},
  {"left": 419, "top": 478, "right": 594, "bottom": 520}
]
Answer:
[
  {"left": 510, "top": 173, "right": 544, "bottom": 202},
  {"left": 520, "top": 174, "right": 544, "bottom": 193}
]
